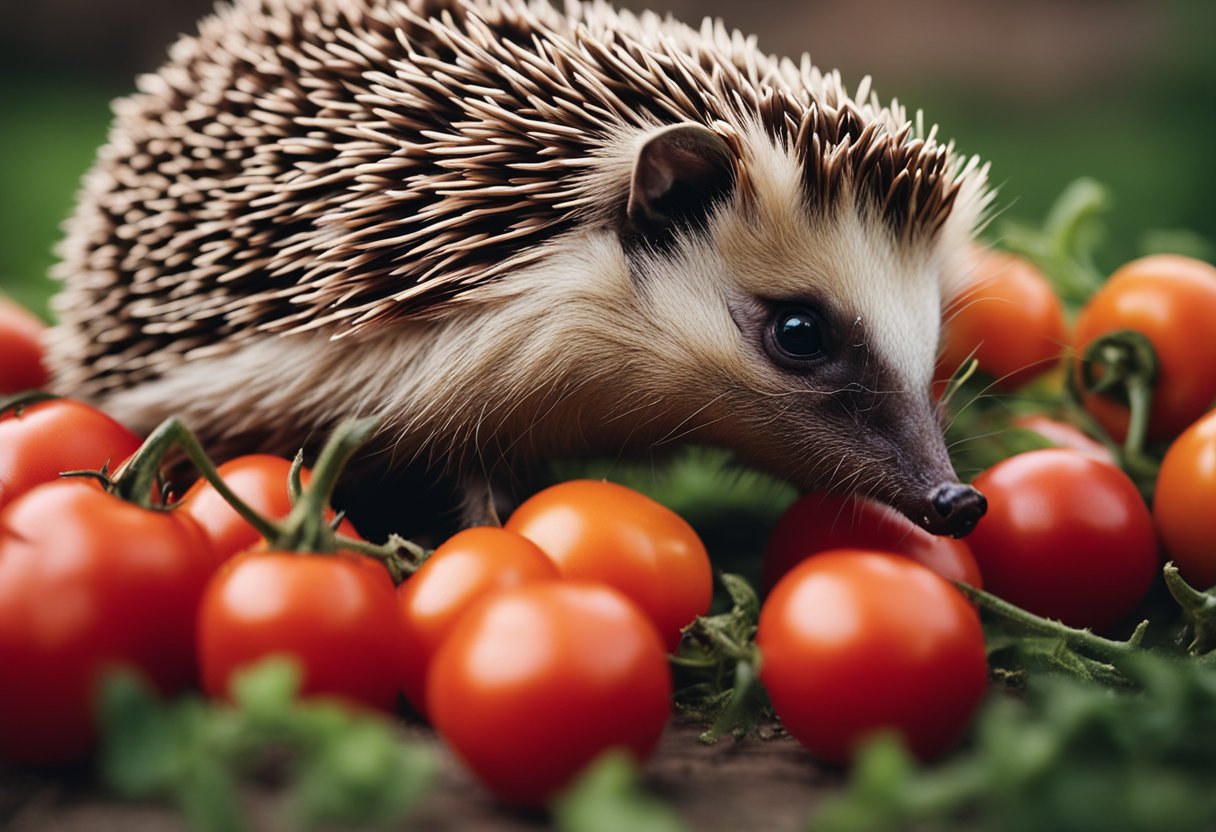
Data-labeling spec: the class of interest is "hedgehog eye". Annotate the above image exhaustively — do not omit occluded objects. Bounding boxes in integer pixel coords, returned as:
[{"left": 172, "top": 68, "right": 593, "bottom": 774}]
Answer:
[{"left": 768, "top": 308, "right": 826, "bottom": 363}]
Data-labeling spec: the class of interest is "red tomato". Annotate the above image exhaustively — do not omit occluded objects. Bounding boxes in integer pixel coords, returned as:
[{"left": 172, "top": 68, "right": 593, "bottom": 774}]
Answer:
[
  {"left": 936, "top": 249, "right": 1067, "bottom": 392},
  {"left": 1154, "top": 409, "right": 1216, "bottom": 590},
  {"left": 180, "top": 454, "right": 360, "bottom": 563},
  {"left": 1013, "top": 415, "right": 1115, "bottom": 464},
  {"left": 428, "top": 581, "right": 671, "bottom": 807},
  {"left": 1074, "top": 255, "right": 1216, "bottom": 442},
  {"left": 197, "top": 550, "right": 402, "bottom": 712},
  {"left": 0, "top": 481, "right": 216, "bottom": 764},
  {"left": 757, "top": 551, "right": 987, "bottom": 764},
  {"left": 396, "top": 527, "right": 558, "bottom": 717},
  {"left": 761, "top": 491, "right": 982, "bottom": 593},
  {"left": 504, "top": 480, "right": 711, "bottom": 651},
  {"left": 0, "top": 299, "right": 48, "bottom": 395},
  {"left": 967, "top": 449, "right": 1157, "bottom": 631},
  {"left": 0, "top": 399, "right": 142, "bottom": 510}
]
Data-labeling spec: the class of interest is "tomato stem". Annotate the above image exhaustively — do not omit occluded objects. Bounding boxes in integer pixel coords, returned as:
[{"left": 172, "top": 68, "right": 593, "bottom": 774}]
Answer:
[
  {"left": 1162, "top": 564, "right": 1216, "bottom": 655},
  {"left": 59, "top": 461, "right": 117, "bottom": 488},
  {"left": 0, "top": 390, "right": 59, "bottom": 417},
  {"left": 277, "top": 417, "right": 379, "bottom": 553},
  {"left": 332, "top": 533, "right": 426, "bottom": 582},
  {"left": 999, "top": 178, "right": 1109, "bottom": 306},
  {"left": 1119, "top": 375, "right": 1159, "bottom": 491},
  {"left": 697, "top": 655, "right": 764, "bottom": 744},
  {"left": 954, "top": 582, "right": 1145, "bottom": 665},
  {"left": 1072, "top": 330, "right": 1161, "bottom": 492},
  {"left": 268, "top": 418, "right": 422, "bottom": 582},
  {"left": 1042, "top": 178, "right": 1109, "bottom": 292},
  {"left": 111, "top": 417, "right": 284, "bottom": 539}
]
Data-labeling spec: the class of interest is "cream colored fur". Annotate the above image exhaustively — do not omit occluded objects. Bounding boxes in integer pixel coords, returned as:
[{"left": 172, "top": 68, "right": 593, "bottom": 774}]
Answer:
[{"left": 97, "top": 123, "right": 984, "bottom": 511}]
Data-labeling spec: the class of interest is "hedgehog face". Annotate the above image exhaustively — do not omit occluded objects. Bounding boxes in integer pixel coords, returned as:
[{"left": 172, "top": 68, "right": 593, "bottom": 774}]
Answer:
[{"left": 620, "top": 128, "right": 983, "bottom": 536}]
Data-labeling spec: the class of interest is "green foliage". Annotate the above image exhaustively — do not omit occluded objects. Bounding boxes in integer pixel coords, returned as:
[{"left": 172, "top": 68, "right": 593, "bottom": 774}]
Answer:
[
  {"left": 672, "top": 573, "right": 769, "bottom": 743},
  {"left": 1163, "top": 564, "right": 1216, "bottom": 655},
  {"left": 98, "top": 659, "right": 436, "bottom": 832},
  {"left": 0, "top": 84, "right": 117, "bottom": 318},
  {"left": 554, "top": 447, "right": 796, "bottom": 528},
  {"left": 552, "top": 751, "right": 688, "bottom": 832},
  {"left": 813, "top": 653, "right": 1216, "bottom": 832}
]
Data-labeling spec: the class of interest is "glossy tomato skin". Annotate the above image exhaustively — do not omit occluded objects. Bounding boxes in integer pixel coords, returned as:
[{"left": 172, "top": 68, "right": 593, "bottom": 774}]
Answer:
[
  {"left": 762, "top": 491, "right": 982, "bottom": 593},
  {"left": 0, "top": 481, "right": 216, "bottom": 764},
  {"left": 967, "top": 449, "right": 1157, "bottom": 631},
  {"left": 757, "top": 551, "right": 987, "bottom": 765},
  {"left": 428, "top": 581, "right": 671, "bottom": 807},
  {"left": 1154, "top": 410, "right": 1216, "bottom": 590},
  {"left": 504, "top": 480, "right": 711, "bottom": 651},
  {"left": 1074, "top": 255, "right": 1216, "bottom": 442},
  {"left": 180, "top": 455, "right": 360, "bottom": 563},
  {"left": 936, "top": 249, "right": 1067, "bottom": 392},
  {"left": 0, "top": 299, "right": 49, "bottom": 395},
  {"left": 396, "top": 527, "right": 558, "bottom": 717},
  {"left": 0, "top": 399, "right": 142, "bottom": 510},
  {"left": 198, "top": 550, "right": 402, "bottom": 712}
]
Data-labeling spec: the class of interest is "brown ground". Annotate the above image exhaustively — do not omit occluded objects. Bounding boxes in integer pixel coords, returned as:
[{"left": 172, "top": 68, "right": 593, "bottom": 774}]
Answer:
[{"left": 1, "top": 720, "right": 837, "bottom": 832}]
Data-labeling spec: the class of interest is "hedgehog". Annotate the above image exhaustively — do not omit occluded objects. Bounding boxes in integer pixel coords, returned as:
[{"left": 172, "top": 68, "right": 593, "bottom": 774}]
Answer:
[{"left": 48, "top": 0, "right": 993, "bottom": 538}]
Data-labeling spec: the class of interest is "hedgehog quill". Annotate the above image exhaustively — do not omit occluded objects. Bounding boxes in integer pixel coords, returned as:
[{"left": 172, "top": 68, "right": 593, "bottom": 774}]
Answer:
[{"left": 49, "top": 0, "right": 992, "bottom": 536}]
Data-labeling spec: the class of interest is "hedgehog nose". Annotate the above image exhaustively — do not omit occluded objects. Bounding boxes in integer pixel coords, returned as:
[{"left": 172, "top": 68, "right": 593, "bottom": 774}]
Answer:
[{"left": 926, "top": 482, "right": 987, "bottom": 538}]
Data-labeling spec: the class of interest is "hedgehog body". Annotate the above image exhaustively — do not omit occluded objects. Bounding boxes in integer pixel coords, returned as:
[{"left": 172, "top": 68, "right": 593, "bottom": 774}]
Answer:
[{"left": 50, "top": 0, "right": 992, "bottom": 534}]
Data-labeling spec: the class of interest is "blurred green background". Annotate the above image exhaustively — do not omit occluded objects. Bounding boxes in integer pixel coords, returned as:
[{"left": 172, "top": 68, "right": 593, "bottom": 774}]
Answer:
[{"left": 0, "top": 0, "right": 1213, "bottom": 320}]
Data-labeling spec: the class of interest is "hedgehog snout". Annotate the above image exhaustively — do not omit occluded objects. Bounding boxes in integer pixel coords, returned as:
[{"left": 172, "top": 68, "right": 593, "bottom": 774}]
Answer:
[{"left": 920, "top": 482, "right": 988, "bottom": 538}]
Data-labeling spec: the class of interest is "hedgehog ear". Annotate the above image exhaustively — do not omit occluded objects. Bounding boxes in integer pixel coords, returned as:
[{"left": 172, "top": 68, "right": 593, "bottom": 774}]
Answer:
[{"left": 627, "top": 124, "right": 736, "bottom": 240}]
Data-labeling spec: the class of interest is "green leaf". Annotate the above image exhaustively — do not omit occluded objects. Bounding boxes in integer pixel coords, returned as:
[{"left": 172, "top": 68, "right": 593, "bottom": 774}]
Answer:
[
  {"left": 812, "top": 657, "right": 1216, "bottom": 832},
  {"left": 673, "top": 574, "right": 768, "bottom": 739},
  {"left": 811, "top": 735, "right": 919, "bottom": 832},
  {"left": 228, "top": 655, "right": 303, "bottom": 715},
  {"left": 290, "top": 716, "right": 436, "bottom": 828},
  {"left": 176, "top": 756, "right": 247, "bottom": 832},
  {"left": 97, "top": 670, "right": 182, "bottom": 797},
  {"left": 552, "top": 752, "right": 687, "bottom": 832},
  {"left": 96, "top": 659, "right": 435, "bottom": 832},
  {"left": 718, "top": 572, "right": 759, "bottom": 621}
]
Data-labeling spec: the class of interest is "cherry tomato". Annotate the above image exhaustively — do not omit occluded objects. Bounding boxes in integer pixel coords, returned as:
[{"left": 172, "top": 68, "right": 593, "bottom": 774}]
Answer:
[
  {"left": 428, "top": 581, "right": 670, "bottom": 807},
  {"left": 0, "top": 481, "right": 216, "bottom": 764},
  {"left": 967, "top": 449, "right": 1157, "bottom": 631},
  {"left": 757, "top": 551, "right": 987, "bottom": 764},
  {"left": 1154, "top": 409, "right": 1216, "bottom": 590},
  {"left": 0, "top": 399, "right": 142, "bottom": 510},
  {"left": 1074, "top": 254, "right": 1216, "bottom": 442},
  {"left": 0, "top": 299, "right": 49, "bottom": 395},
  {"left": 396, "top": 527, "right": 558, "bottom": 717},
  {"left": 180, "top": 455, "right": 360, "bottom": 563},
  {"left": 762, "top": 491, "right": 982, "bottom": 593},
  {"left": 197, "top": 550, "right": 402, "bottom": 712},
  {"left": 936, "top": 249, "right": 1067, "bottom": 392},
  {"left": 1012, "top": 414, "right": 1115, "bottom": 464},
  {"left": 505, "top": 480, "right": 711, "bottom": 651}
]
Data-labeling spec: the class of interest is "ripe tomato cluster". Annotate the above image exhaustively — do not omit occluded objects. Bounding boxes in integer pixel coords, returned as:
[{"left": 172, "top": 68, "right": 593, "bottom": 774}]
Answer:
[
  {"left": 0, "top": 388, "right": 706, "bottom": 806},
  {"left": 757, "top": 247, "right": 1216, "bottom": 762},
  {"left": 937, "top": 249, "right": 1216, "bottom": 608},
  {"left": 2, "top": 238, "right": 1215, "bottom": 805}
]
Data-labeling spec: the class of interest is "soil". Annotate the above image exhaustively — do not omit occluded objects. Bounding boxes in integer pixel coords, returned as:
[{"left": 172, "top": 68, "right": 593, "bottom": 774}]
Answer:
[{"left": 1, "top": 719, "right": 838, "bottom": 832}]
